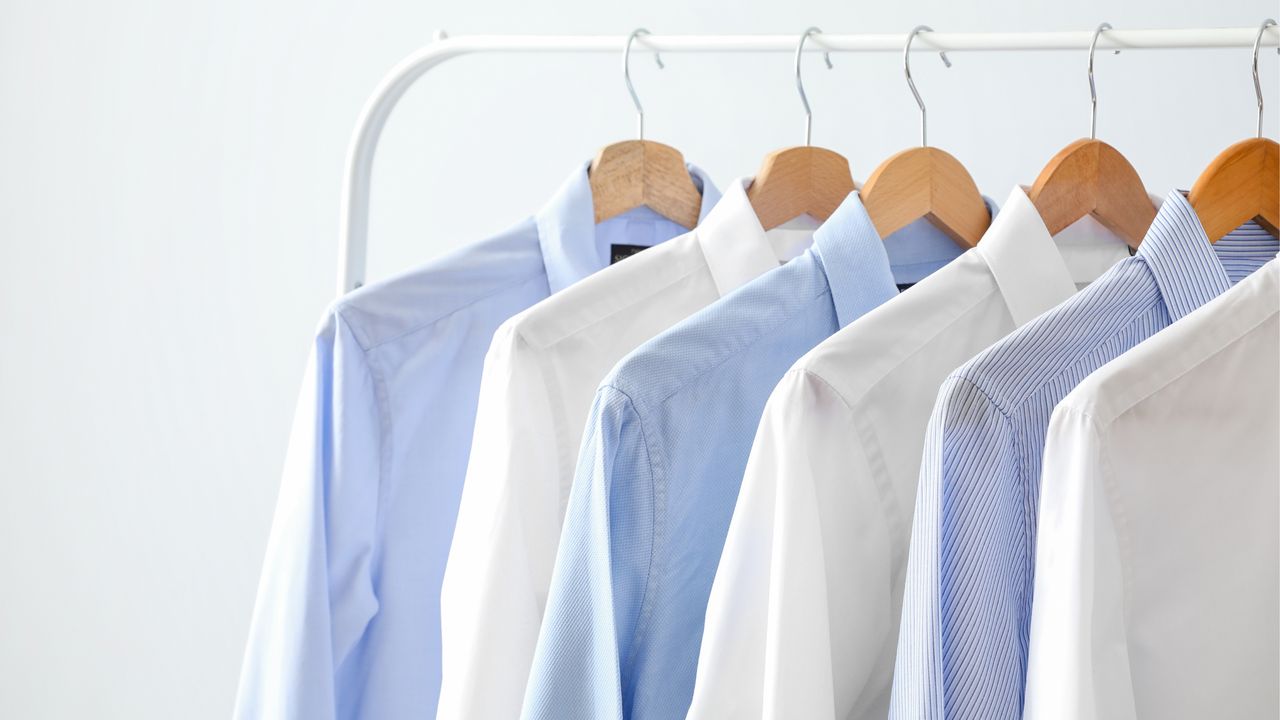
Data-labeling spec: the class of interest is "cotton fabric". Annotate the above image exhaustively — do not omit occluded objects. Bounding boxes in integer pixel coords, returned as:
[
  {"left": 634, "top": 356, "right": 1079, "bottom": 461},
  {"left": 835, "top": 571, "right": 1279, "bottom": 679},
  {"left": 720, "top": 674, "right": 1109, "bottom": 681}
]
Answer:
[
  {"left": 890, "top": 191, "right": 1278, "bottom": 720},
  {"left": 438, "top": 178, "right": 796, "bottom": 719},
  {"left": 1024, "top": 260, "right": 1279, "bottom": 720},
  {"left": 523, "top": 193, "right": 990, "bottom": 720},
  {"left": 235, "top": 161, "right": 718, "bottom": 720},
  {"left": 688, "top": 187, "right": 1131, "bottom": 720}
]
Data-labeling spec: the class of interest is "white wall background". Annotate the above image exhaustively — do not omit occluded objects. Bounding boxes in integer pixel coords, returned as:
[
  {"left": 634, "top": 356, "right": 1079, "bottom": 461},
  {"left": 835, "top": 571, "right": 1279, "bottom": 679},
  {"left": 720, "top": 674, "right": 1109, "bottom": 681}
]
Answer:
[{"left": 0, "top": 0, "right": 1274, "bottom": 717}]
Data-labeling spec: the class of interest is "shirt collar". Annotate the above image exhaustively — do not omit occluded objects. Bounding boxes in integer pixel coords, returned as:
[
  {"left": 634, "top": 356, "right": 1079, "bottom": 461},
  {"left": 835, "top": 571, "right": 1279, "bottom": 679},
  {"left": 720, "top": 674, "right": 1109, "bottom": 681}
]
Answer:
[
  {"left": 1138, "top": 190, "right": 1232, "bottom": 323},
  {"left": 534, "top": 160, "right": 720, "bottom": 294},
  {"left": 810, "top": 192, "right": 900, "bottom": 329},
  {"left": 976, "top": 187, "right": 1080, "bottom": 326},
  {"left": 694, "top": 177, "right": 781, "bottom": 296}
]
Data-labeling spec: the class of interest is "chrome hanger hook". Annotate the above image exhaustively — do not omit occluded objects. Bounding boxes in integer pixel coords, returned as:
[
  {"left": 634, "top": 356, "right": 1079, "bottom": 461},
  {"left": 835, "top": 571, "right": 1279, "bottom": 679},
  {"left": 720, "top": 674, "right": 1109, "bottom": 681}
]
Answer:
[
  {"left": 1252, "top": 19, "right": 1278, "bottom": 138},
  {"left": 904, "top": 25, "right": 952, "bottom": 148},
  {"left": 1088, "top": 23, "right": 1119, "bottom": 140},
  {"left": 795, "top": 27, "right": 833, "bottom": 146},
  {"left": 623, "top": 28, "right": 664, "bottom": 140}
]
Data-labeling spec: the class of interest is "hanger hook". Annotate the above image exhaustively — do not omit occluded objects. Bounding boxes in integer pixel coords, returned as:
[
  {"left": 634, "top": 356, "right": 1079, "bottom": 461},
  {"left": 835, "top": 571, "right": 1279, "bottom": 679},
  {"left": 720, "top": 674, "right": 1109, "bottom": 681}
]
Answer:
[
  {"left": 795, "top": 27, "right": 833, "bottom": 146},
  {"left": 904, "top": 25, "right": 951, "bottom": 148},
  {"left": 1087, "top": 23, "right": 1119, "bottom": 140},
  {"left": 623, "top": 28, "right": 664, "bottom": 140},
  {"left": 1253, "top": 19, "right": 1278, "bottom": 138}
]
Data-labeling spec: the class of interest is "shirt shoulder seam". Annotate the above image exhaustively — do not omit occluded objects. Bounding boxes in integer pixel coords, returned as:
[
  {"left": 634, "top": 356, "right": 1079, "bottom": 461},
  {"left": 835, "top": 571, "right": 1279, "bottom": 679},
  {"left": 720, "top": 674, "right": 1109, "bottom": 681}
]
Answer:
[
  {"left": 518, "top": 261, "right": 704, "bottom": 350},
  {"left": 642, "top": 285, "right": 832, "bottom": 409},
  {"left": 794, "top": 367, "right": 912, "bottom": 581},
  {"left": 595, "top": 383, "right": 664, "bottom": 678},
  {"left": 974, "top": 277, "right": 1160, "bottom": 414},
  {"left": 342, "top": 267, "right": 548, "bottom": 352},
  {"left": 1071, "top": 305, "right": 1278, "bottom": 429},
  {"left": 805, "top": 283, "right": 999, "bottom": 401},
  {"left": 334, "top": 308, "right": 394, "bottom": 572},
  {"left": 943, "top": 372, "right": 1016, "bottom": 423},
  {"left": 789, "top": 366, "right": 856, "bottom": 414},
  {"left": 1050, "top": 403, "right": 1135, "bottom": 612}
]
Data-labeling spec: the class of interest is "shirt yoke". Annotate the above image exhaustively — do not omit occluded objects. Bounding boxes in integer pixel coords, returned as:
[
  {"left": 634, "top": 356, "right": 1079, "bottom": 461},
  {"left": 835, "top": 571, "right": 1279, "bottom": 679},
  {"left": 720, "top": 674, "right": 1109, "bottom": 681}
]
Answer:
[
  {"left": 1057, "top": 263, "right": 1279, "bottom": 430},
  {"left": 328, "top": 218, "right": 548, "bottom": 352},
  {"left": 602, "top": 252, "right": 830, "bottom": 414},
  {"left": 797, "top": 251, "right": 998, "bottom": 407},
  {"left": 507, "top": 233, "right": 707, "bottom": 351},
  {"left": 946, "top": 257, "right": 1161, "bottom": 419}
]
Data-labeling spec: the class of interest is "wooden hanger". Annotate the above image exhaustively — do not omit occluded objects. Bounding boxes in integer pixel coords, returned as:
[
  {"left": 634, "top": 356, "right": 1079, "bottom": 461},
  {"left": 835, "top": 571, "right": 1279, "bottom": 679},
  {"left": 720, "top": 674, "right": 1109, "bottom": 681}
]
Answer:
[
  {"left": 859, "top": 26, "right": 990, "bottom": 248},
  {"left": 1027, "top": 24, "right": 1155, "bottom": 250},
  {"left": 1187, "top": 20, "right": 1280, "bottom": 242},
  {"left": 861, "top": 147, "right": 989, "bottom": 248},
  {"left": 746, "top": 27, "right": 856, "bottom": 230},
  {"left": 589, "top": 29, "right": 703, "bottom": 230},
  {"left": 747, "top": 144, "right": 855, "bottom": 230},
  {"left": 1028, "top": 139, "right": 1155, "bottom": 249},
  {"left": 1188, "top": 138, "right": 1279, "bottom": 241},
  {"left": 590, "top": 140, "right": 701, "bottom": 229}
]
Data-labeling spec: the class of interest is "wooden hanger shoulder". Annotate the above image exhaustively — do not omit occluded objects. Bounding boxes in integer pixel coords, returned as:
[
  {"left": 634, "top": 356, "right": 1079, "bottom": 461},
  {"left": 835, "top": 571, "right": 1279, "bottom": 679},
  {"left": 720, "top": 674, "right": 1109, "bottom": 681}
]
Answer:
[
  {"left": 589, "top": 139, "right": 702, "bottom": 230},
  {"left": 1188, "top": 137, "right": 1280, "bottom": 242},
  {"left": 859, "top": 146, "right": 988, "bottom": 247},
  {"left": 1028, "top": 138, "right": 1155, "bottom": 248},
  {"left": 746, "top": 146, "right": 854, "bottom": 230}
]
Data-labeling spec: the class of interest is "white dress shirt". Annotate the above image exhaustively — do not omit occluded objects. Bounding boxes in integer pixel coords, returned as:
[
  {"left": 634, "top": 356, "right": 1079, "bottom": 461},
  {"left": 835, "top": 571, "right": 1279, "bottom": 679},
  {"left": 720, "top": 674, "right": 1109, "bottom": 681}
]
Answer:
[
  {"left": 687, "top": 187, "right": 1132, "bottom": 720},
  {"left": 1024, "top": 259, "right": 1279, "bottom": 720},
  {"left": 438, "top": 179, "right": 814, "bottom": 719}
]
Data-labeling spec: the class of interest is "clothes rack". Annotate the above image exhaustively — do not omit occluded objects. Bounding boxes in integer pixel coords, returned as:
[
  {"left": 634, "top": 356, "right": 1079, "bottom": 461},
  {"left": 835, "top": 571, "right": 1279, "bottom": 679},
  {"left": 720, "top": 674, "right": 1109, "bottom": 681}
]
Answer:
[{"left": 337, "top": 27, "right": 1280, "bottom": 294}]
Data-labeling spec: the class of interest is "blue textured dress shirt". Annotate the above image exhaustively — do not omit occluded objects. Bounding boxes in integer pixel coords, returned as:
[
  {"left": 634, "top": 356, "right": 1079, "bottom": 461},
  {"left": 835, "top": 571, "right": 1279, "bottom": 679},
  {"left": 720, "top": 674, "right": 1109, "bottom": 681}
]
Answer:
[
  {"left": 234, "top": 161, "right": 718, "bottom": 720},
  {"left": 522, "top": 192, "right": 990, "bottom": 720},
  {"left": 890, "top": 191, "right": 1279, "bottom": 720}
]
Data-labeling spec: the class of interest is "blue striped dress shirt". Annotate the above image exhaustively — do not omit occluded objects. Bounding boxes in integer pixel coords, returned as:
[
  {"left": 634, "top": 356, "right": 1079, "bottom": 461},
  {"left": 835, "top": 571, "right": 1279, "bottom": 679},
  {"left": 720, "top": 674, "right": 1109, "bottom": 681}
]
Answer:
[
  {"left": 890, "top": 190, "right": 1279, "bottom": 720},
  {"left": 235, "top": 161, "right": 718, "bottom": 720},
  {"left": 522, "top": 192, "right": 991, "bottom": 720}
]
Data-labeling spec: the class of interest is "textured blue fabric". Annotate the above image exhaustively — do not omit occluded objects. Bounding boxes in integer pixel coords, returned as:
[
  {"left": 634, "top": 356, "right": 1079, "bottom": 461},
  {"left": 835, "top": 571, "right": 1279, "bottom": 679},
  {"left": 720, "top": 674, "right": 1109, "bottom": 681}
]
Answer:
[
  {"left": 522, "top": 193, "right": 986, "bottom": 720},
  {"left": 235, "top": 162, "right": 718, "bottom": 720},
  {"left": 890, "top": 191, "right": 1279, "bottom": 720}
]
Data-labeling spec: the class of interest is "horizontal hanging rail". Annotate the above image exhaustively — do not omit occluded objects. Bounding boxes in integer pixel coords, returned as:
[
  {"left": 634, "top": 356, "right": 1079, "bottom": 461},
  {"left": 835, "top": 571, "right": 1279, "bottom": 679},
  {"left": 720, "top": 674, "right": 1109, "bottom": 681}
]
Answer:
[{"left": 338, "top": 28, "right": 1280, "bottom": 294}]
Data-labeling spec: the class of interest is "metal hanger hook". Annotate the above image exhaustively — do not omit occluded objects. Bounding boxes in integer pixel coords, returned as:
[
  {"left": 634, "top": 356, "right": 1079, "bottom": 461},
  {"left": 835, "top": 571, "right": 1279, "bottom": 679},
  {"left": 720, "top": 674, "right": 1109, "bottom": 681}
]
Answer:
[
  {"left": 904, "top": 25, "right": 951, "bottom": 148},
  {"left": 623, "top": 28, "right": 664, "bottom": 140},
  {"left": 1088, "top": 23, "right": 1120, "bottom": 140},
  {"left": 1252, "top": 19, "right": 1278, "bottom": 138},
  {"left": 795, "top": 27, "right": 833, "bottom": 146}
]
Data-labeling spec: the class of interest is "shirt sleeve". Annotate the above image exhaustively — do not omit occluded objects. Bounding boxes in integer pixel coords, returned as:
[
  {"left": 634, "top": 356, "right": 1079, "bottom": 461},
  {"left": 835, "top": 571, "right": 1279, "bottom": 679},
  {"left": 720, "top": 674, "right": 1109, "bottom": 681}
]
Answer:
[
  {"left": 520, "top": 385, "right": 652, "bottom": 720},
  {"left": 1024, "top": 403, "right": 1135, "bottom": 720},
  {"left": 688, "top": 369, "right": 893, "bottom": 719},
  {"left": 234, "top": 310, "right": 382, "bottom": 720},
  {"left": 438, "top": 322, "right": 562, "bottom": 719},
  {"left": 890, "top": 376, "right": 1026, "bottom": 720}
]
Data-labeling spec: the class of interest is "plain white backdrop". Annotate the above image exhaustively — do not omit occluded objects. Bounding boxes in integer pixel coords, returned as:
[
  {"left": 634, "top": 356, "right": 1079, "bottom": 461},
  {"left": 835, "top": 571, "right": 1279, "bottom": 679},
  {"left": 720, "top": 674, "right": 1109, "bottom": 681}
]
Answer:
[{"left": 0, "top": 0, "right": 1275, "bottom": 717}]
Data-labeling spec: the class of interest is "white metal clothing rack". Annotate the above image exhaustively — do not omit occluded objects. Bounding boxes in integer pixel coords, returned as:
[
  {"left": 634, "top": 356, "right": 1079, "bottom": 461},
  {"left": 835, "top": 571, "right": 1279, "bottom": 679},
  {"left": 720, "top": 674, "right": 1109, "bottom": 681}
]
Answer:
[{"left": 337, "top": 27, "right": 1280, "bottom": 294}]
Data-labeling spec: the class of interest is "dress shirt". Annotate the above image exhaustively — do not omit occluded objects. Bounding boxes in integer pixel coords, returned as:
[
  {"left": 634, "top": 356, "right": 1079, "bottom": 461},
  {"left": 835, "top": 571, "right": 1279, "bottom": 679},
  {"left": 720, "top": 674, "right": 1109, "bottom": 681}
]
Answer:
[
  {"left": 522, "top": 192, "right": 992, "bottom": 720},
  {"left": 235, "top": 161, "right": 718, "bottom": 720},
  {"left": 438, "top": 178, "right": 804, "bottom": 719},
  {"left": 890, "top": 191, "right": 1278, "bottom": 720},
  {"left": 1024, "top": 260, "right": 1279, "bottom": 720},
  {"left": 688, "top": 187, "right": 1130, "bottom": 720}
]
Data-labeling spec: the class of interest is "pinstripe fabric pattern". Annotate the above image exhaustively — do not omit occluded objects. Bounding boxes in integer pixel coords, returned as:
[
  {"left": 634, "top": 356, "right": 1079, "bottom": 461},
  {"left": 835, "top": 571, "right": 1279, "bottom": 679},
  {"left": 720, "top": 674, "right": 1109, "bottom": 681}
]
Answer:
[
  {"left": 238, "top": 161, "right": 719, "bottom": 720},
  {"left": 521, "top": 193, "right": 980, "bottom": 720},
  {"left": 890, "top": 191, "right": 1278, "bottom": 720}
]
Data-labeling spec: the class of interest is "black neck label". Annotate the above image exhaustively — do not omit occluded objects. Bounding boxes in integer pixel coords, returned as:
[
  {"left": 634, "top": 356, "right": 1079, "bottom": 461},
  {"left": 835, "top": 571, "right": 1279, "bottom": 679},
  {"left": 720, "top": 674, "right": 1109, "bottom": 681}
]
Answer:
[{"left": 611, "top": 243, "right": 649, "bottom": 264}]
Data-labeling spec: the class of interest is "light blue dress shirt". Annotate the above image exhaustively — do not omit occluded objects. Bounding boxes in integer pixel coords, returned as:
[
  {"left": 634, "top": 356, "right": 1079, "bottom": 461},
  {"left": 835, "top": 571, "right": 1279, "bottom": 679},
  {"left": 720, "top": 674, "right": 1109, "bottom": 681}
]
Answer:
[
  {"left": 522, "top": 193, "right": 991, "bottom": 720},
  {"left": 890, "top": 191, "right": 1279, "bottom": 720},
  {"left": 234, "top": 161, "right": 718, "bottom": 720}
]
